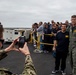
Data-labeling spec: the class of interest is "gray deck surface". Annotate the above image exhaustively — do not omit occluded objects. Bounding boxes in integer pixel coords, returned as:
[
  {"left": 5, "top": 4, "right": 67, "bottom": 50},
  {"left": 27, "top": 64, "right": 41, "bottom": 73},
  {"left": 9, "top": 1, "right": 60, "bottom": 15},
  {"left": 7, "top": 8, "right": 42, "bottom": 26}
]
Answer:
[{"left": 0, "top": 43, "right": 72, "bottom": 75}]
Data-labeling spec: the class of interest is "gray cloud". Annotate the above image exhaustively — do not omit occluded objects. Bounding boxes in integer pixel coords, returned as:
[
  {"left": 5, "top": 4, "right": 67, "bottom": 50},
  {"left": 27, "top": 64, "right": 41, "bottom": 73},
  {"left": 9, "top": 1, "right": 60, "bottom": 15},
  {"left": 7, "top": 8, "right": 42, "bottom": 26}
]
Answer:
[{"left": 0, "top": 0, "right": 76, "bottom": 28}]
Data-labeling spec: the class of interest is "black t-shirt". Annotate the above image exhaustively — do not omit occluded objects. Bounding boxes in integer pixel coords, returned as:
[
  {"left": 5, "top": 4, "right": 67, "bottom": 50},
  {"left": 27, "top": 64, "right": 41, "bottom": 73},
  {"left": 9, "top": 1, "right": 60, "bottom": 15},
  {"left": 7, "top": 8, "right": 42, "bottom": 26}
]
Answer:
[{"left": 55, "top": 31, "right": 69, "bottom": 52}]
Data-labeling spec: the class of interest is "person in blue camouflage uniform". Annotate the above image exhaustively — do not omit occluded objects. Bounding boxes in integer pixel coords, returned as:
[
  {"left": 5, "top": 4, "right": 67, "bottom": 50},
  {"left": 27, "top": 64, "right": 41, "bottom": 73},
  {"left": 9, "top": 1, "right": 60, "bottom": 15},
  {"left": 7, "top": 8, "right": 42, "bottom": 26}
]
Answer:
[{"left": 0, "top": 39, "right": 37, "bottom": 75}]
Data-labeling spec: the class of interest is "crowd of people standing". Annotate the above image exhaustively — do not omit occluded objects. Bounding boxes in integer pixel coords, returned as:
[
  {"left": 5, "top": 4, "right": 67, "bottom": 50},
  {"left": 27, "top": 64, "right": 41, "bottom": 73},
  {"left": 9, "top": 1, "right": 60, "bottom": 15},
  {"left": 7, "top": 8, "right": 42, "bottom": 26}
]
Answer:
[
  {"left": 31, "top": 20, "right": 69, "bottom": 53},
  {"left": 31, "top": 15, "right": 76, "bottom": 75}
]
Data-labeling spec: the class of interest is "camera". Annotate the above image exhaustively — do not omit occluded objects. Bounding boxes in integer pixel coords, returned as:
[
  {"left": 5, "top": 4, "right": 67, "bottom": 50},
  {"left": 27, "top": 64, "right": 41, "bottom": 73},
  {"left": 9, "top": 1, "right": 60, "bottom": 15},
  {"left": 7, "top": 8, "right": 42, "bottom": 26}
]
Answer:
[{"left": 18, "top": 36, "right": 28, "bottom": 48}]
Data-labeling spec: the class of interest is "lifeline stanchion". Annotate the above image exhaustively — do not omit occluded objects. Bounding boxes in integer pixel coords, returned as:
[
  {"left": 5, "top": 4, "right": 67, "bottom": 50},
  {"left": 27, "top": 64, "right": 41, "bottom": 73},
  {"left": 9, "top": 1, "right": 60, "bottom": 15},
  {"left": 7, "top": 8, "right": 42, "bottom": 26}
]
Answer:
[
  {"left": 40, "top": 42, "right": 54, "bottom": 46},
  {"left": 33, "top": 34, "right": 42, "bottom": 53},
  {"left": 29, "top": 33, "right": 33, "bottom": 43},
  {"left": 33, "top": 34, "right": 54, "bottom": 53},
  {"left": 30, "top": 33, "right": 54, "bottom": 53}
]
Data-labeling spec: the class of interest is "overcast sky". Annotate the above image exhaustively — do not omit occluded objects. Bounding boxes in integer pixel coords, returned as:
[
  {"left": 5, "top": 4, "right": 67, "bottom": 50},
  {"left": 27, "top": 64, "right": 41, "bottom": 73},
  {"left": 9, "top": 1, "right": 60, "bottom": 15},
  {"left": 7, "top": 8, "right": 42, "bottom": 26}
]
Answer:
[{"left": 0, "top": 0, "right": 76, "bottom": 28}]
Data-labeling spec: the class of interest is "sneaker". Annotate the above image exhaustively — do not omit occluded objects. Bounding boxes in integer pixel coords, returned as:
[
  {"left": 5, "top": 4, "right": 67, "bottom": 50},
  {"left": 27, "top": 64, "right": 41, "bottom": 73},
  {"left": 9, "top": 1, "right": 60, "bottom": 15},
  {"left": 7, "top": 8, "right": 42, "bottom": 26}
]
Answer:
[
  {"left": 34, "top": 44, "right": 37, "bottom": 48},
  {"left": 43, "top": 50, "right": 49, "bottom": 53},
  {"left": 34, "top": 44, "right": 36, "bottom": 46},
  {"left": 52, "top": 70, "right": 59, "bottom": 74},
  {"left": 61, "top": 71, "right": 66, "bottom": 75},
  {"left": 34, "top": 49, "right": 43, "bottom": 53}
]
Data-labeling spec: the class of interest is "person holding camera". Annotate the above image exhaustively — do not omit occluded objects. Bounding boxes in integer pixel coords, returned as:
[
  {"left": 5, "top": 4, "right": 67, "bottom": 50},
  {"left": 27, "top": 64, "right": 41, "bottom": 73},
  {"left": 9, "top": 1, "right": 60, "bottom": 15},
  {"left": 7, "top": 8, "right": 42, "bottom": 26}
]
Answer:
[{"left": 0, "top": 38, "right": 37, "bottom": 75}]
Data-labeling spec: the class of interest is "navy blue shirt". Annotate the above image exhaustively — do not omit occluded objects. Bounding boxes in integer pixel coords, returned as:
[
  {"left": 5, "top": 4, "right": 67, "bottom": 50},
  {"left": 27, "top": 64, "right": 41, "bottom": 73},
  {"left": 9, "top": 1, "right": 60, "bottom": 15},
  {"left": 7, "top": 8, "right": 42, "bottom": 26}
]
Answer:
[{"left": 55, "top": 31, "right": 69, "bottom": 52}]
